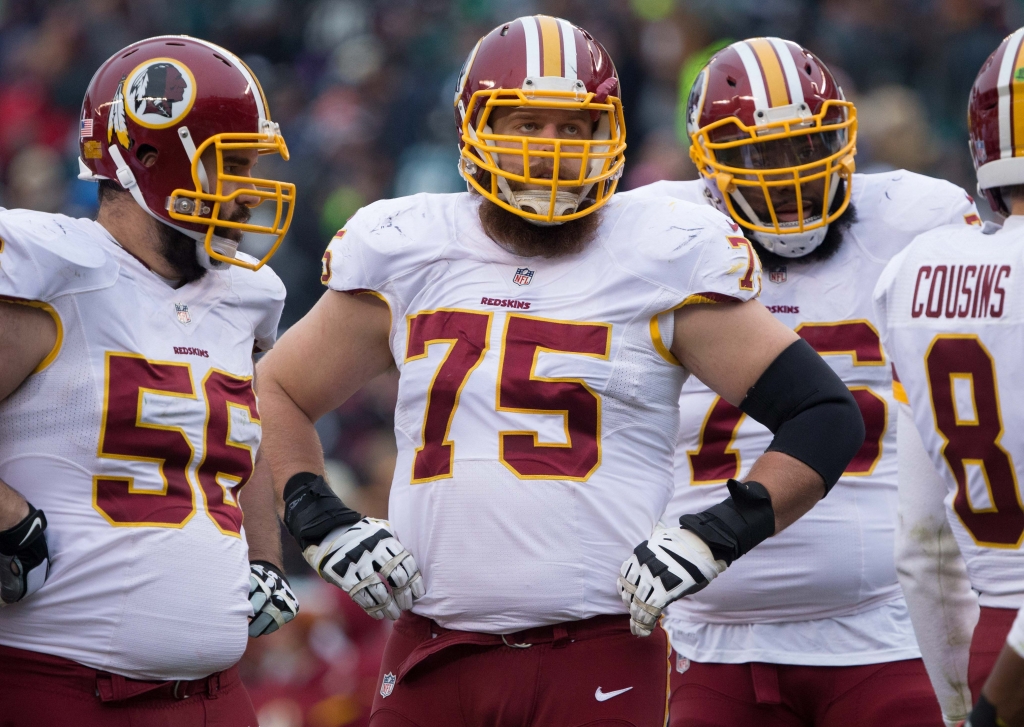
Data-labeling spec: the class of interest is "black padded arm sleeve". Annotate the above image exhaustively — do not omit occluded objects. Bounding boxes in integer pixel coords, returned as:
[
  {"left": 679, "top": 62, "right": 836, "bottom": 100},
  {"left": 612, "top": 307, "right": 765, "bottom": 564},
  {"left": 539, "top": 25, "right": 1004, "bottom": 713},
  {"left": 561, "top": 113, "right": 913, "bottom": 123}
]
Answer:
[{"left": 739, "top": 339, "right": 865, "bottom": 493}]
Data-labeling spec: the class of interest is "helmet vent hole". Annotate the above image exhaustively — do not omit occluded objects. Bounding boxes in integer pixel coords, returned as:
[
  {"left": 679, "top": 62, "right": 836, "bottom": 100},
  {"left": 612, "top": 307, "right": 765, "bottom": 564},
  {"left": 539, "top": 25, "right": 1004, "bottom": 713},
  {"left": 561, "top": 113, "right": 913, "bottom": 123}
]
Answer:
[
  {"left": 165, "top": 41, "right": 186, "bottom": 46},
  {"left": 121, "top": 48, "right": 138, "bottom": 58},
  {"left": 135, "top": 144, "right": 158, "bottom": 167},
  {"left": 726, "top": 76, "right": 737, "bottom": 87},
  {"left": 212, "top": 53, "right": 232, "bottom": 67},
  {"left": 804, "top": 63, "right": 812, "bottom": 75},
  {"left": 501, "top": 24, "right": 510, "bottom": 36}
]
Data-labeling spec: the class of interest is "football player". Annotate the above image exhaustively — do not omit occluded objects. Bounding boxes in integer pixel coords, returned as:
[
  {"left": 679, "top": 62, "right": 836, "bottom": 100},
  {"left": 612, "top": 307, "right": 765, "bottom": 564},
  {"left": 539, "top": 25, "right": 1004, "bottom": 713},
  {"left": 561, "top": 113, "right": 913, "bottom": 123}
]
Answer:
[
  {"left": 0, "top": 37, "right": 298, "bottom": 726},
  {"left": 626, "top": 38, "right": 980, "bottom": 726},
  {"left": 874, "top": 27, "right": 1024, "bottom": 727},
  {"left": 255, "top": 17, "right": 863, "bottom": 726}
]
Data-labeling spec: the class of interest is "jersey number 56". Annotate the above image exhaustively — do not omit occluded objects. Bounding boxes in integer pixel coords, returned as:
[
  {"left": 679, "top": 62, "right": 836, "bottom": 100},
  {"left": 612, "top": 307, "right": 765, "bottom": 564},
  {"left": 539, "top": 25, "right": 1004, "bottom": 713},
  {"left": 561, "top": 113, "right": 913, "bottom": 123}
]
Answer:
[{"left": 94, "top": 353, "right": 258, "bottom": 537}]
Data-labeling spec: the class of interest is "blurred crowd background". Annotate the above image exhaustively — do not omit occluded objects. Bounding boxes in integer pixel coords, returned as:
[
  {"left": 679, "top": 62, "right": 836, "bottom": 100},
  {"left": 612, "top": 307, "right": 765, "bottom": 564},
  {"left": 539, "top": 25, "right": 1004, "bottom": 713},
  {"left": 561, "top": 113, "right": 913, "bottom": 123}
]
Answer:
[{"left": 2, "top": 0, "right": 1021, "bottom": 724}]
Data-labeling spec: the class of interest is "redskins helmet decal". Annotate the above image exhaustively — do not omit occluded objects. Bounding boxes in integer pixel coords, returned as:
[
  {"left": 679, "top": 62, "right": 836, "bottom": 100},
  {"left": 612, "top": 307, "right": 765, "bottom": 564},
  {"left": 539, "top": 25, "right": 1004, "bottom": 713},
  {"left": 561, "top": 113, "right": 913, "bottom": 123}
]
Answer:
[
  {"left": 969, "top": 27, "right": 1024, "bottom": 214},
  {"left": 79, "top": 36, "right": 295, "bottom": 271},
  {"left": 687, "top": 38, "right": 856, "bottom": 258},
  {"left": 455, "top": 16, "right": 626, "bottom": 225}
]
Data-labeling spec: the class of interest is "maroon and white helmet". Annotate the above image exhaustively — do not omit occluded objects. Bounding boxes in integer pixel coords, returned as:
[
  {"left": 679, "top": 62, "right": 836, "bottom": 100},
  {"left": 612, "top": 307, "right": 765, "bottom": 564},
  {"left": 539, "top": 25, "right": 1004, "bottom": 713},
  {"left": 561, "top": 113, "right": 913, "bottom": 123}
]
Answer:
[
  {"left": 454, "top": 16, "right": 626, "bottom": 224},
  {"left": 969, "top": 28, "right": 1024, "bottom": 214},
  {"left": 79, "top": 35, "right": 294, "bottom": 270},
  {"left": 686, "top": 38, "right": 857, "bottom": 257}
]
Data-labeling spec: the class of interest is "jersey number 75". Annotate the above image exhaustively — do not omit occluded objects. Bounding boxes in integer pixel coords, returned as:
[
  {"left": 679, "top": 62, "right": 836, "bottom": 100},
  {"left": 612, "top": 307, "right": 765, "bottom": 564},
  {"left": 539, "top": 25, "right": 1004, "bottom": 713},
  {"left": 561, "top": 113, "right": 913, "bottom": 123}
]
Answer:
[{"left": 405, "top": 310, "right": 610, "bottom": 483}]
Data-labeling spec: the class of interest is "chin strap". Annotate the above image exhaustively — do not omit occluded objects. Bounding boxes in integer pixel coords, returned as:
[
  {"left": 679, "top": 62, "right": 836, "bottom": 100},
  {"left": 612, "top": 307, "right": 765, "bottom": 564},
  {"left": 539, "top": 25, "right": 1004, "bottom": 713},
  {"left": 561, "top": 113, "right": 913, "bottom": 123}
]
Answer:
[
  {"left": 495, "top": 177, "right": 581, "bottom": 225},
  {"left": 102, "top": 145, "right": 236, "bottom": 270},
  {"left": 727, "top": 170, "right": 841, "bottom": 258}
]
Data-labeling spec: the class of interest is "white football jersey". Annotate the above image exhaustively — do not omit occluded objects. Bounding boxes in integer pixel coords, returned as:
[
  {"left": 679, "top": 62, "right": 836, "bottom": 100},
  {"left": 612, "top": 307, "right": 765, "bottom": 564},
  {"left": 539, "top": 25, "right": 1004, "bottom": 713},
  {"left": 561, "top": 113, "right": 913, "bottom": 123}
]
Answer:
[
  {"left": 0, "top": 209, "right": 284, "bottom": 680},
  {"left": 628, "top": 172, "right": 979, "bottom": 664},
  {"left": 875, "top": 215, "right": 1024, "bottom": 608},
  {"left": 322, "top": 191, "right": 761, "bottom": 633}
]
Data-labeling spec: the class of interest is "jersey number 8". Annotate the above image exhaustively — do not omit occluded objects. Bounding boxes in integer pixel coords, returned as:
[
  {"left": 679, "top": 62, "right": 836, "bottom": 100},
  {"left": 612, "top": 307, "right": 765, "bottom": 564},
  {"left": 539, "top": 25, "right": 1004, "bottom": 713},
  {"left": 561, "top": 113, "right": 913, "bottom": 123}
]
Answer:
[{"left": 925, "top": 335, "right": 1024, "bottom": 547}]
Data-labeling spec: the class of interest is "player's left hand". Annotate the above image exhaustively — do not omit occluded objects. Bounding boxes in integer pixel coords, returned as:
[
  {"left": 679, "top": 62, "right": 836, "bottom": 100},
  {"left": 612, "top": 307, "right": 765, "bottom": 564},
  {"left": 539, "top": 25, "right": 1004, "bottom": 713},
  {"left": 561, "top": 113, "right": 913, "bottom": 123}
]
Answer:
[
  {"left": 303, "top": 518, "right": 425, "bottom": 621},
  {"left": 618, "top": 524, "right": 727, "bottom": 637},
  {"left": 248, "top": 561, "right": 299, "bottom": 637}
]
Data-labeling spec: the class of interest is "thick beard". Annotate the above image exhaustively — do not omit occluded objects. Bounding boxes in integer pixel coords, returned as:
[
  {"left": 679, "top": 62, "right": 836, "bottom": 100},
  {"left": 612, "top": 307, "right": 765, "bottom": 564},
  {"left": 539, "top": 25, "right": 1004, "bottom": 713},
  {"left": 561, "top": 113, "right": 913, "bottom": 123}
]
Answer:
[
  {"left": 155, "top": 206, "right": 251, "bottom": 284},
  {"left": 478, "top": 198, "right": 603, "bottom": 258},
  {"left": 156, "top": 222, "right": 208, "bottom": 284}
]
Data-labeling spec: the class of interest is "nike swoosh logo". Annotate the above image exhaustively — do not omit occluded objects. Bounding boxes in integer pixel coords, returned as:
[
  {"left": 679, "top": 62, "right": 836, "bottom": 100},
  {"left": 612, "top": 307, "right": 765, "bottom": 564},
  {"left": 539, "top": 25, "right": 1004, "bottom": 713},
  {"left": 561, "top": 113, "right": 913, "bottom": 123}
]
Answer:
[
  {"left": 18, "top": 518, "right": 43, "bottom": 547},
  {"left": 595, "top": 686, "right": 633, "bottom": 702}
]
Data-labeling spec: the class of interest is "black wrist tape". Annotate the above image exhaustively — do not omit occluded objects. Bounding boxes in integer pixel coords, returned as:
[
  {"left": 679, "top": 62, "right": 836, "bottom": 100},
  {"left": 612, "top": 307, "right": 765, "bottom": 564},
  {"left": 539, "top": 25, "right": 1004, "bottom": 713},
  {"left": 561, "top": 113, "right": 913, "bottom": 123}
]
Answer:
[
  {"left": 740, "top": 339, "right": 865, "bottom": 493},
  {"left": 282, "top": 473, "right": 362, "bottom": 551},
  {"left": 965, "top": 693, "right": 999, "bottom": 727},
  {"left": 679, "top": 479, "right": 775, "bottom": 565},
  {"left": 0, "top": 503, "right": 47, "bottom": 556}
]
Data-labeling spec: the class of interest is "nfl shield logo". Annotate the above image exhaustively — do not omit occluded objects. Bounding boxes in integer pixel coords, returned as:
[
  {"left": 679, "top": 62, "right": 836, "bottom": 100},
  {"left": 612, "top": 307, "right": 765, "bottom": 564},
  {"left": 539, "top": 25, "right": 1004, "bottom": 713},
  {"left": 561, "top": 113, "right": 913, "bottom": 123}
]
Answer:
[
  {"left": 512, "top": 267, "right": 534, "bottom": 286},
  {"left": 768, "top": 265, "right": 787, "bottom": 284},
  {"left": 676, "top": 655, "right": 691, "bottom": 674},
  {"left": 175, "top": 303, "right": 192, "bottom": 325},
  {"left": 380, "top": 672, "right": 397, "bottom": 698}
]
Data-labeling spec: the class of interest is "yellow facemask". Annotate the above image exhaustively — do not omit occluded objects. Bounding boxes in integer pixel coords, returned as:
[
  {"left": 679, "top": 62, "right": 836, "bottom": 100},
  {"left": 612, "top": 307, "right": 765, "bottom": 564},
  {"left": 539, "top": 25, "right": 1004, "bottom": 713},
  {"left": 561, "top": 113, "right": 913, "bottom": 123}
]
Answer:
[
  {"left": 460, "top": 85, "right": 627, "bottom": 224},
  {"left": 167, "top": 129, "right": 295, "bottom": 271},
  {"left": 690, "top": 99, "right": 856, "bottom": 237}
]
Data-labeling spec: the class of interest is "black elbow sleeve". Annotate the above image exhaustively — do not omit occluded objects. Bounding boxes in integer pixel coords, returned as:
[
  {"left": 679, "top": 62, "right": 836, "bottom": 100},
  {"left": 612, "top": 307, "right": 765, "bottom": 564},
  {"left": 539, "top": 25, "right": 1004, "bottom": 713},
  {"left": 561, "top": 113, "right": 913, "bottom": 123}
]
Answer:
[{"left": 739, "top": 339, "right": 865, "bottom": 493}]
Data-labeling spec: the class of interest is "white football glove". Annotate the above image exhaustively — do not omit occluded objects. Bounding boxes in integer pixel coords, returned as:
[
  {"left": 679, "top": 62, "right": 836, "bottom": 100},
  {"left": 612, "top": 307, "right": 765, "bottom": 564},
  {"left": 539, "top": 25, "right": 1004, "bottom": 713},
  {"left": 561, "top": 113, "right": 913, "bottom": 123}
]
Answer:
[
  {"left": 303, "top": 518, "right": 424, "bottom": 620},
  {"left": 248, "top": 561, "right": 299, "bottom": 637},
  {"left": 618, "top": 524, "right": 727, "bottom": 637}
]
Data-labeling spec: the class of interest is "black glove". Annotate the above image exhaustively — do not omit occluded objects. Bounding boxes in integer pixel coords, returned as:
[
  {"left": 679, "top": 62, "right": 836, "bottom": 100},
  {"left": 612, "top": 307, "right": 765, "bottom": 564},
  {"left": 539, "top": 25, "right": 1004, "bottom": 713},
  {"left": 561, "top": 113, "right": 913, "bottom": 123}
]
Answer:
[
  {"left": 248, "top": 561, "right": 299, "bottom": 637},
  {"left": 962, "top": 694, "right": 1000, "bottom": 727},
  {"left": 0, "top": 504, "right": 50, "bottom": 606}
]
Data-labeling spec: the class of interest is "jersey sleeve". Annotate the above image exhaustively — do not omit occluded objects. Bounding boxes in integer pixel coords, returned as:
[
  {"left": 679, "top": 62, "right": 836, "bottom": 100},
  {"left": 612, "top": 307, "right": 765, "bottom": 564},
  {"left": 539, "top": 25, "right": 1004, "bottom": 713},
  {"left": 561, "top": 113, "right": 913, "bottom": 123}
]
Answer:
[
  {"left": 229, "top": 255, "right": 286, "bottom": 353},
  {"left": 875, "top": 172, "right": 981, "bottom": 236},
  {"left": 894, "top": 402, "right": 979, "bottom": 724},
  {"left": 871, "top": 244, "right": 912, "bottom": 354},
  {"left": 684, "top": 214, "right": 763, "bottom": 304},
  {"left": 319, "top": 194, "right": 454, "bottom": 317},
  {"left": 0, "top": 210, "right": 116, "bottom": 303},
  {"left": 1009, "top": 604, "right": 1024, "bottom": 660},
  {"left": 616, "top": 196, "right": 762, "bottom": 305}
]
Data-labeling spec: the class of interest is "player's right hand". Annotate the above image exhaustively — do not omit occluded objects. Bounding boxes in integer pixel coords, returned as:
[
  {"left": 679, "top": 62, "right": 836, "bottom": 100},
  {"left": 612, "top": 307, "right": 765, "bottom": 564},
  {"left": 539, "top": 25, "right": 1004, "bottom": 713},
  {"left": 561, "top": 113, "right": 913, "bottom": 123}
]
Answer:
[
  {"left": 0, "top": 503, "right": 50, "bottom": 606},
  {"left": 302, "top": 518, "right": 425, "bottom": 620},
  {"left": 618, "top": 524, "right": 727, "bottom": 637}
]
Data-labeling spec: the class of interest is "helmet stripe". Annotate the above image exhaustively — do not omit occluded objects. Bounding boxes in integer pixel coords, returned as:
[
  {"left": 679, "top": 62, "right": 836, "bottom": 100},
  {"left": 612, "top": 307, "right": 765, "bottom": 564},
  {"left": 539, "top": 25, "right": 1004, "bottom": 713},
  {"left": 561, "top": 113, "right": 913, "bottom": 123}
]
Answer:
[
  {"left": 537, "top": 15, "right": 562, "bottom": 76},
  {"left": 997, "top": 27, "right": 1024, "bottom": 160},
  {"left": 521, "top": 16, "right": 541, "bottom": 78},
  {"left": 768, "top": 37, "right": 805, "bottom": 107},
  {"left": 557, "top": 18, "right": 578, "bottom": 81},
  {"left": 732, "top": 41, "right": 769, "bottom": 111},
  {"left": 748, "top": 38, "right": 790, "bottom": 108},
  {"left": 1011, "top": 37, "right": 1024, "bottom": 157}
]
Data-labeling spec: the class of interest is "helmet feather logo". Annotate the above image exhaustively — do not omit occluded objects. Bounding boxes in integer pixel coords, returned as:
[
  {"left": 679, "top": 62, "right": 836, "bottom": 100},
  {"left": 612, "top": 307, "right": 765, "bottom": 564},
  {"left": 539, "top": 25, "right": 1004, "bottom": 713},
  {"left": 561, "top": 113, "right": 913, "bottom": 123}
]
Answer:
[{"left": 107, "top": 75, "right": 131, "bottom": 150}]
